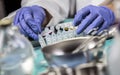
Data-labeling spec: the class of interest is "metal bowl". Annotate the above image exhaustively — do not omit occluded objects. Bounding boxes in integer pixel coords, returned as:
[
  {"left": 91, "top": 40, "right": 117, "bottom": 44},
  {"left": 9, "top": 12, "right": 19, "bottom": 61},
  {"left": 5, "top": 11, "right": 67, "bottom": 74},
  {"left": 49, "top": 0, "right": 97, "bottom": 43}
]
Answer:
[{"left": 42, "top": 36, "right": 93, "bottom": 67}]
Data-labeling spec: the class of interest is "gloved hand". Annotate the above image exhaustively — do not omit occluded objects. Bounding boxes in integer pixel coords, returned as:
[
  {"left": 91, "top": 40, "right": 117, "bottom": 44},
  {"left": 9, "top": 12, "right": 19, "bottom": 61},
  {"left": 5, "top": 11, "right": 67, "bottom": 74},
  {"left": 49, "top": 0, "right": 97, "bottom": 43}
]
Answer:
[
  {"left": 14, "top": 5, "right": 46, "bottom": 40},
  {"left": 73, "top": 5, "right": 115, "bottom": 35}
]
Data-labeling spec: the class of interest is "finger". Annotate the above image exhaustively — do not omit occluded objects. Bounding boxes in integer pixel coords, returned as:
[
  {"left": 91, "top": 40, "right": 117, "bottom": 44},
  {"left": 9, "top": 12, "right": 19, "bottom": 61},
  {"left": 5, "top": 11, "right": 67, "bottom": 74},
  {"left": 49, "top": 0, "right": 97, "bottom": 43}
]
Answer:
[
  {"left": 27, "top": 19, "right": 41, "bottom": 33},
  {"left": 32, "top": 6, "right": 45, "bottom": 24},
  {"left": 23, "top": 9, "right": 33, "bottom": 22},
  {"left": 20, "top": 19, "right": 38, "bottom": 40},
  {"left": 97, "top": 22, "right": 108, "bottom": 34},
  {"left": 28, "top": 32, "right": 38, "bottom": 40},
  {"left": 21, "top": 6, "right": 41, "bottom": 33},
  {"left": 76, "top": 13, "right": 98, "bottom": 34},
  {"left": 14, "top": 9, "right": 22, "bottom": 25},
  {"left": 30, "top": 6, "right": 45, "bottom": 33},
  {"left": 84, "top": 16, "right": 104, "bottom": 34},
  {"left": 73, "top": 7, "right": 90, "bottom": 26},
  {"left": 19, "top": 7, "right": 31, "bottom": 23},
  {"left": 17, "top": 23, "right": 28, "bottom": 37}
]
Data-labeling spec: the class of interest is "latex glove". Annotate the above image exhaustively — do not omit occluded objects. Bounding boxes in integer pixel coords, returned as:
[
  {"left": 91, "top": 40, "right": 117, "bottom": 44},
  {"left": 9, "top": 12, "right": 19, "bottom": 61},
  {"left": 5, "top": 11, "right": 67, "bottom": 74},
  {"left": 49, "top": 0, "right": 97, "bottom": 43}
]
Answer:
[
  {"left": 73, "top": 5, "right": 115, "bottom": 35},
  {"left": 14, "top": 5, "right": 46, "bottom": 40}
]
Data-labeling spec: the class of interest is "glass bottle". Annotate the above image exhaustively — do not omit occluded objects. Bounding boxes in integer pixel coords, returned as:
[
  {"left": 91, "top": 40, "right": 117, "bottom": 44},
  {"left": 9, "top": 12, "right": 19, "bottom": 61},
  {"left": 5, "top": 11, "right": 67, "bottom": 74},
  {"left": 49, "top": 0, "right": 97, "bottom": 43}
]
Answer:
[
  {"left": 0, "top": 24, "right": 34, "bottom": 75},
  {"left": 107, "top": 25, "right": 120, "bottom": 75}
]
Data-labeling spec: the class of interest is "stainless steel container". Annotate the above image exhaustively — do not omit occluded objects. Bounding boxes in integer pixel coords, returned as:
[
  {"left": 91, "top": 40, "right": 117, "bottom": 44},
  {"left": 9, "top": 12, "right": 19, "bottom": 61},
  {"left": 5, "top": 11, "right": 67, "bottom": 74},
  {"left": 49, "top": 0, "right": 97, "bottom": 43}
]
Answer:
[{"left": 42, "top": 37, "right": 93, "bottom": 68}]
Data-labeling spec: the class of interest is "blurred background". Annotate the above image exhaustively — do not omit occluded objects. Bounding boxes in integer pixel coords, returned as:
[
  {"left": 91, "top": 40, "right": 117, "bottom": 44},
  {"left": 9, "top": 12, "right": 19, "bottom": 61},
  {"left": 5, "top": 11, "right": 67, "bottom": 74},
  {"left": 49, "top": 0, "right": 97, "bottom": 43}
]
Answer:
[{"left": 0, "top": 0, "right": 21, "bottom": 19}]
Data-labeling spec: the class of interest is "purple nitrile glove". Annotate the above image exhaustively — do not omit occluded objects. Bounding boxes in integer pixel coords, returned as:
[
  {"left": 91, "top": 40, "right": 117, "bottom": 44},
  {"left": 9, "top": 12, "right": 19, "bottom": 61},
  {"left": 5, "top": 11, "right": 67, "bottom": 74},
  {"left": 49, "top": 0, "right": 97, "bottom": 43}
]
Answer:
[
  {"left": 73, "top": 5, "right": 115, "bottom": 35},
  {"left": 14, "top": 5, "right": 46, "bottom": 40}
]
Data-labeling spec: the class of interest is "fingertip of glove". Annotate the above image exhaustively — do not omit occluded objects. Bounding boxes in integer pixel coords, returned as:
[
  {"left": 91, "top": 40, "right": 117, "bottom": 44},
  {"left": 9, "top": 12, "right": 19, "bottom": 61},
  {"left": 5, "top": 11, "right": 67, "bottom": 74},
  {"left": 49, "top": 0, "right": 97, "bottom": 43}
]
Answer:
[
  {"left": 76, "top": 29, "right": 81, "bottom": 34},
  {"left": 34, "top": 36, "right": 39, "bottom": 41},
  {"left": 72, "top": 19, "right": 78, "bottom": 26}
]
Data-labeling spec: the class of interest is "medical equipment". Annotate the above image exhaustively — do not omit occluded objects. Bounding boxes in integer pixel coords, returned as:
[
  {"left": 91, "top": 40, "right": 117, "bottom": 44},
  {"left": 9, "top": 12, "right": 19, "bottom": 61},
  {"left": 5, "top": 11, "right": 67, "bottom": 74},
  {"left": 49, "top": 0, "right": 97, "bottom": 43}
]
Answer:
[
  {"left": 39, "top": 22, "right": 116, "bottom": 48},
  {"left": 72, "top": 25, "right": 117, "bottom": 54},
  {"left": 39, "top": 36, "right": 107, "bottom": 75},
  {"left": 0, "top": 22, "right": 34, "bottom": 75},
  {"left": 38, "top": 21, "right": 117, "bottom": 75},
  {"left": 39, "top": 22, "right": 82, "bottom": 48}
]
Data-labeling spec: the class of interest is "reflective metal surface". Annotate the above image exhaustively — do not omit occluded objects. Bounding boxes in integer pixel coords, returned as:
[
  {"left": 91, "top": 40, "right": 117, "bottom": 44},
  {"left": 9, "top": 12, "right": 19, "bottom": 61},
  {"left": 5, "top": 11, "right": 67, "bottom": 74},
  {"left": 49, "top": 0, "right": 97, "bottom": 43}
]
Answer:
[
  {"left": 42, "top": 36, "right": 94, "bottom": 67},
  {"left": 42, "top": 37, "right": 91, "bottom": 55},
  {"left": 41, "top": 25, "right": 118, "bottom": 68}
]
